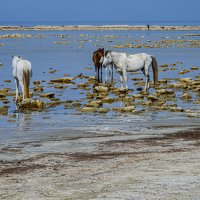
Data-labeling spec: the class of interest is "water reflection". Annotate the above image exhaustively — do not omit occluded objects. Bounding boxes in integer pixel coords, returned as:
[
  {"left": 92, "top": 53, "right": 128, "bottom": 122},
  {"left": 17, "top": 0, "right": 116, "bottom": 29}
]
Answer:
[{"left": 15, "top": 112, "right": 32, "bottom": 132}]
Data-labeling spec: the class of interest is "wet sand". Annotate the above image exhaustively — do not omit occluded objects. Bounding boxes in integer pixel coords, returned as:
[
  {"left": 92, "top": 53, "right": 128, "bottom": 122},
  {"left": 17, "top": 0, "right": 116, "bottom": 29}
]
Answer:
[
  {"left": 0, "top": 128, "right": 200, "bottom": 199},
  {"left": 1, "top": 25, "right": 200, "bottom": 31}
]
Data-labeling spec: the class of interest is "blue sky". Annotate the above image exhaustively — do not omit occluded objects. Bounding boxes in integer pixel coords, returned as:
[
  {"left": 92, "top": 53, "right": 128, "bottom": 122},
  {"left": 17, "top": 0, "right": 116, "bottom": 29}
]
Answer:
[{"left": 0, "top": 0, "right": 199, "bottom": 23}]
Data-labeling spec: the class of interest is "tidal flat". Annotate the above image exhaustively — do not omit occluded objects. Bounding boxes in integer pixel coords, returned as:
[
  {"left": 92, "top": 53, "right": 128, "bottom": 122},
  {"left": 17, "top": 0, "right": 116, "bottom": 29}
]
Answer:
[{"left": 0, "top": 27, "right": 200, "bottom": 199}]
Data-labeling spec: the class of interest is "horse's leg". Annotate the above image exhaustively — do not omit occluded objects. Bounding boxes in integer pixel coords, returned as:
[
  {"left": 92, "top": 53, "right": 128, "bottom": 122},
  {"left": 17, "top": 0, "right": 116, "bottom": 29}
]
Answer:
[
  {"left": 97, "top": 67, "right": 100, "bottom": 83},
  {"left": 105, "top": 67, "right": 108, "bottom": 83},
  {"left": 144, "top": 74, "right": 150, "bottom": 91},
  {"left": 15, "top": 79, "right": 19, "bottom": 103},
  {"left": 119, "top": 72, "right": 124, "bottom": 89},
  {"left": 144, "top": 65, "right": 150, "bottom": 91},
  {"left": 20, "top": 81, "right": 25, "bottom": 103},
  {"left": 111, "top": 64, "right": 114, "bottom": 82},
  {"left": 95, "top": 66, "right": 97, "bottom": 79},
  {"left": 123, "top": 69, "right": 128, "bottom": 90},
  {"left": 100, "top": 65, "right": 103, "bottom": 83}
]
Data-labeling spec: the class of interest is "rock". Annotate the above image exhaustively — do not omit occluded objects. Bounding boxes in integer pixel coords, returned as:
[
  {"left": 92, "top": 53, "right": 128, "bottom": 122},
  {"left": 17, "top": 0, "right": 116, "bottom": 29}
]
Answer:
[
  {"left": 156, "top": 89, "right": 174, "bottom": 95},
  {"left": 178, "top": 78, "right": 193, "bottom": 83},
  {"left": 182, "top": 92, "right": 192, "bottom": 99},
  {"left": 0, "top": 93, "right": 6, "bottom": 98},
  {"left": 94, "top": 86, "right": 108, "bottom": 93},
  {"left": 132, "top": 94, "right": 144, "bottom": 99},
  {"left": 160, "top": 64, "right": 168, "bottom": 68},
  {"left": 143, "top": 100, "right": 152, "bottom": 106},
  {"left": 4, "top": 80, "right": 11, "bottom": 83},
  {"left": 33, "top": 80, "right": 41, "bottom": 86},
  {"left": 86, "top": 100, "right": 102, "bottom": 108},
  {"left": 50, "top": 77, "right": 75, "bottom": 84},
  {"left": 0, "top": 106, "right": 8, "bottom": 115},
  {"left": 98, "top": 108, "right": 110, "bottom": 113},
  {"left": 18, "top": 99, "right": 45, "bottom": 111},
  {"left": 82, "top": 107, "right": 97, "bottom": 112},
  {"left": 54, "top": 85, "right": 67, "bottom": 90},
  {"left": 170, "top": 107, "right": 184, "bottom": 112},
  {"left": 34, "top": 86, "right": 44, "bottom": 93},
  {"left": 72, "top": 101, "right": 82, "bottom": 107},
  {"left": 147, "top": 95, "right": 159, "bottom": 102},
  {"left": 190, "top": 66, "right": 199, "bottom": 70},
  {"left": 178, "top": 69, "right": 190, "bottom": 74},
  {"left": 102, "top": 97, "right": 116, "bottom": 104},
  {"left": 120, "top": 106, "right": 135, "bottom": 112},
  {"left": 40, "top": 93, "right": 55, "bottom": 98}
]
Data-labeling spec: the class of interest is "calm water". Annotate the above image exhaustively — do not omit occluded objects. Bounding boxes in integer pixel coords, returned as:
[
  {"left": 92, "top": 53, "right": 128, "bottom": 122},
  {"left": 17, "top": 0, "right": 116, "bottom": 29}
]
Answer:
[{"left": 0, "top": 29, "right": 200, "bottom": 149}]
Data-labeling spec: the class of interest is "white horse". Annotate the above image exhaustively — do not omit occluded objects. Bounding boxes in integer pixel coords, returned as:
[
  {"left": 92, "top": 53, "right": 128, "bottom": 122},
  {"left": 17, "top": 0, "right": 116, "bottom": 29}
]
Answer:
[
  {"left": 12, "top": 56, "right": 32, "bottom": 103},
  {"left": 102, "top": 51, "right": 158, "bottom": 90}
]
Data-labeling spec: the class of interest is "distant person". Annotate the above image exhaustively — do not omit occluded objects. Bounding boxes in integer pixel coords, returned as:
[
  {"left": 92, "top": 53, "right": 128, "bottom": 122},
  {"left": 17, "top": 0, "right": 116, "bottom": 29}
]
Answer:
[{"left": 147, "top": 24, "right": 150, "bottom": 30}]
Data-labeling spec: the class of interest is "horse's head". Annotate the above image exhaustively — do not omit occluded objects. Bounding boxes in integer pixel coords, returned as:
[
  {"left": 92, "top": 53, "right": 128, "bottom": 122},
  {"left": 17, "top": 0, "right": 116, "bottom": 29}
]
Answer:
[
  {"left": 98, "top": 48, "right": 104, "bottom": 57},
  {"left": 102, "top": 50, "right": 112, "bottom": 68},
  {"left": 12, "top": 55, "right": 22, "bottom": 68}
]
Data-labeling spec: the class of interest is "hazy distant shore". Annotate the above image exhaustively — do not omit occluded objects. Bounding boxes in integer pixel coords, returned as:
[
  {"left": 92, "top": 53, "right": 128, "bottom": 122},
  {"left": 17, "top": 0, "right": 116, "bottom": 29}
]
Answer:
[{"left": 1, "top": 25, "right": 200, "bottom": 31}]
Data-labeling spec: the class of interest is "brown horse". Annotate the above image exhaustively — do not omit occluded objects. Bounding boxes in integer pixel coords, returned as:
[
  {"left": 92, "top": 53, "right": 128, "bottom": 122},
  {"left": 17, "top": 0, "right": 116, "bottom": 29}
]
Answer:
[{"left": 92, "top": 48, "right": 104, "bottom": 82}]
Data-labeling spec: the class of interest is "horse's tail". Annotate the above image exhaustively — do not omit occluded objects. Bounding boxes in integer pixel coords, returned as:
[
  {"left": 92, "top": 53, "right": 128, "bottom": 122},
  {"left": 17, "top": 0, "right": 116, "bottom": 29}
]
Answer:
[
  {"left": 23, "top": 68, "right": 30, "bottom": 99},
  {"left": 151, "top": 56, "right": 158, "bottom": 85}
]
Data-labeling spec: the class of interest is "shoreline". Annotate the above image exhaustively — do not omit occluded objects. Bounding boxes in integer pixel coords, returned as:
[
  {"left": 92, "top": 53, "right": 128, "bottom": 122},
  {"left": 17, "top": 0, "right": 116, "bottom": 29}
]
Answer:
[
  {"left": 1, "top": 25, "right": 200, "bottom": 31},
  {"left": 0, "top": 128, "right": 200, "bottom": 199}
]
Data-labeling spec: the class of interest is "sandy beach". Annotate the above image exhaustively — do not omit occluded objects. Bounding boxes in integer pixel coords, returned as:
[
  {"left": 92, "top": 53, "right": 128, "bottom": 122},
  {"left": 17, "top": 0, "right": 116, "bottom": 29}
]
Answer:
[
  {"left": 1, "top": 25, "right": 200, "bottom": 31},
  {"left": 0, "top": 127, "right": 200, "bottom": 200}
]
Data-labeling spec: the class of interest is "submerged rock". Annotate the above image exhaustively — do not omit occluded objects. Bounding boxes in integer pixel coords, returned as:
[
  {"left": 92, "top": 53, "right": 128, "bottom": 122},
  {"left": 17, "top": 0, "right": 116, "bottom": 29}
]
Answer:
[
  {"left": 86, "top": 100, "right": 102, "bottom": 108},
  {"left": 170, "top": 106, "right": 184, "bottom": 112},
  {"left": 18, "top": 99, "right": 45, "bottom": 111},
  {"left": 33, "top": 80, "right": 41, "bottom": 86},
  {"left": 0, "top": 106, "right": 8, "bottom": 115},
  {"left": 182, "top": 92, "right": 192, "bottom": 99},
  {"left": 94, "top": 86, "right": 108, "bottom": 93},
  {"left": 113, "top": 106, "right": 135, "bottom": 113},
  {"left": 82, "top": 107, "right": 97, "bottom": 112},
  {"left": 156, "top": 89, "right": 175, "bottom": 95},
  {"left": 40, "top": 93, "right": 55, "bottom": 99},
  {"left": 50, "top": 77, "right": 75, "bottom": 84},
  {"left": 98, "top": 108, "right": 110, "bottom": 113}
]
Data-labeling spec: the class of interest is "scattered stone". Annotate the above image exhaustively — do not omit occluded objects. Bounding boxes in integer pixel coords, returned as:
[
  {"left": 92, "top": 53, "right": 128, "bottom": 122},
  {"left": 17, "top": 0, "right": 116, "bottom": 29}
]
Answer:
[
  {"left": 160, "top": 64, "right": 168, "bottom": 68},
  {"left": 147, "top": 95, "right": 159, "bottom": 102},
  {"left": 94, "top": 86, "right": 108, "bottom": 93},
  {"left": 178, "top": 69, "right": 190, "bottom": 74},
  {"left": 33, "top": 80, "right": 41, "bottom": 86},
  {"left": 4, "top": 80, "right": 11, "bottom": 83},
  {"left": 34, "top": 86, "right": 44, "bottom": 93},
  {"left": 190, "top": 66, "right": 199, "bottom": 70},
  {"left": 86, "top": 100, "right": 102, "bottom": 108},
  {"left": 82, "top": 107, "right": 97, "bottom": 112},
  {"left": 54, "top": 85, "right": 67, "bottom": 90},
  {"left": 40, "top": 93, "right": 55, "bottom": 99},
  {"left": 0, "top": 106, "right": 8, "bottom": 115},
  {"left": 170, "top": 106, "right": 184, "bottom": 112},
  {"left": 50, "top": 77, "right": 75, "bottom": 84},
  {"left": 98, "top": 108, "right": 110, "bottom": 113},
  {"left": 182, "top": 92, "right": 192, "bottom": 99},
  {"left": 72, "top": 101, "right": 82, "bottom": 107},
  {"left": 156, "top": 89, "right": 174, "bottom": 95},
  {"left": 178, "top": 78, "right": 193, "bottom": 83},
  {"left": 18, "top": 99, "right": 45, "bottom": 111},
  {"left": 113, "top": 106, "right": 135, "bottom": 113}
]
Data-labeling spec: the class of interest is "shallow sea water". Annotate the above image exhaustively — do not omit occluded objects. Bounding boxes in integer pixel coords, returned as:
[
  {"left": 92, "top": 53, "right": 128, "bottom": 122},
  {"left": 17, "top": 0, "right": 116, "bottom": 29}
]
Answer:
[{"left": 0, "top": 30, "right": 200, "bottom": 150}]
